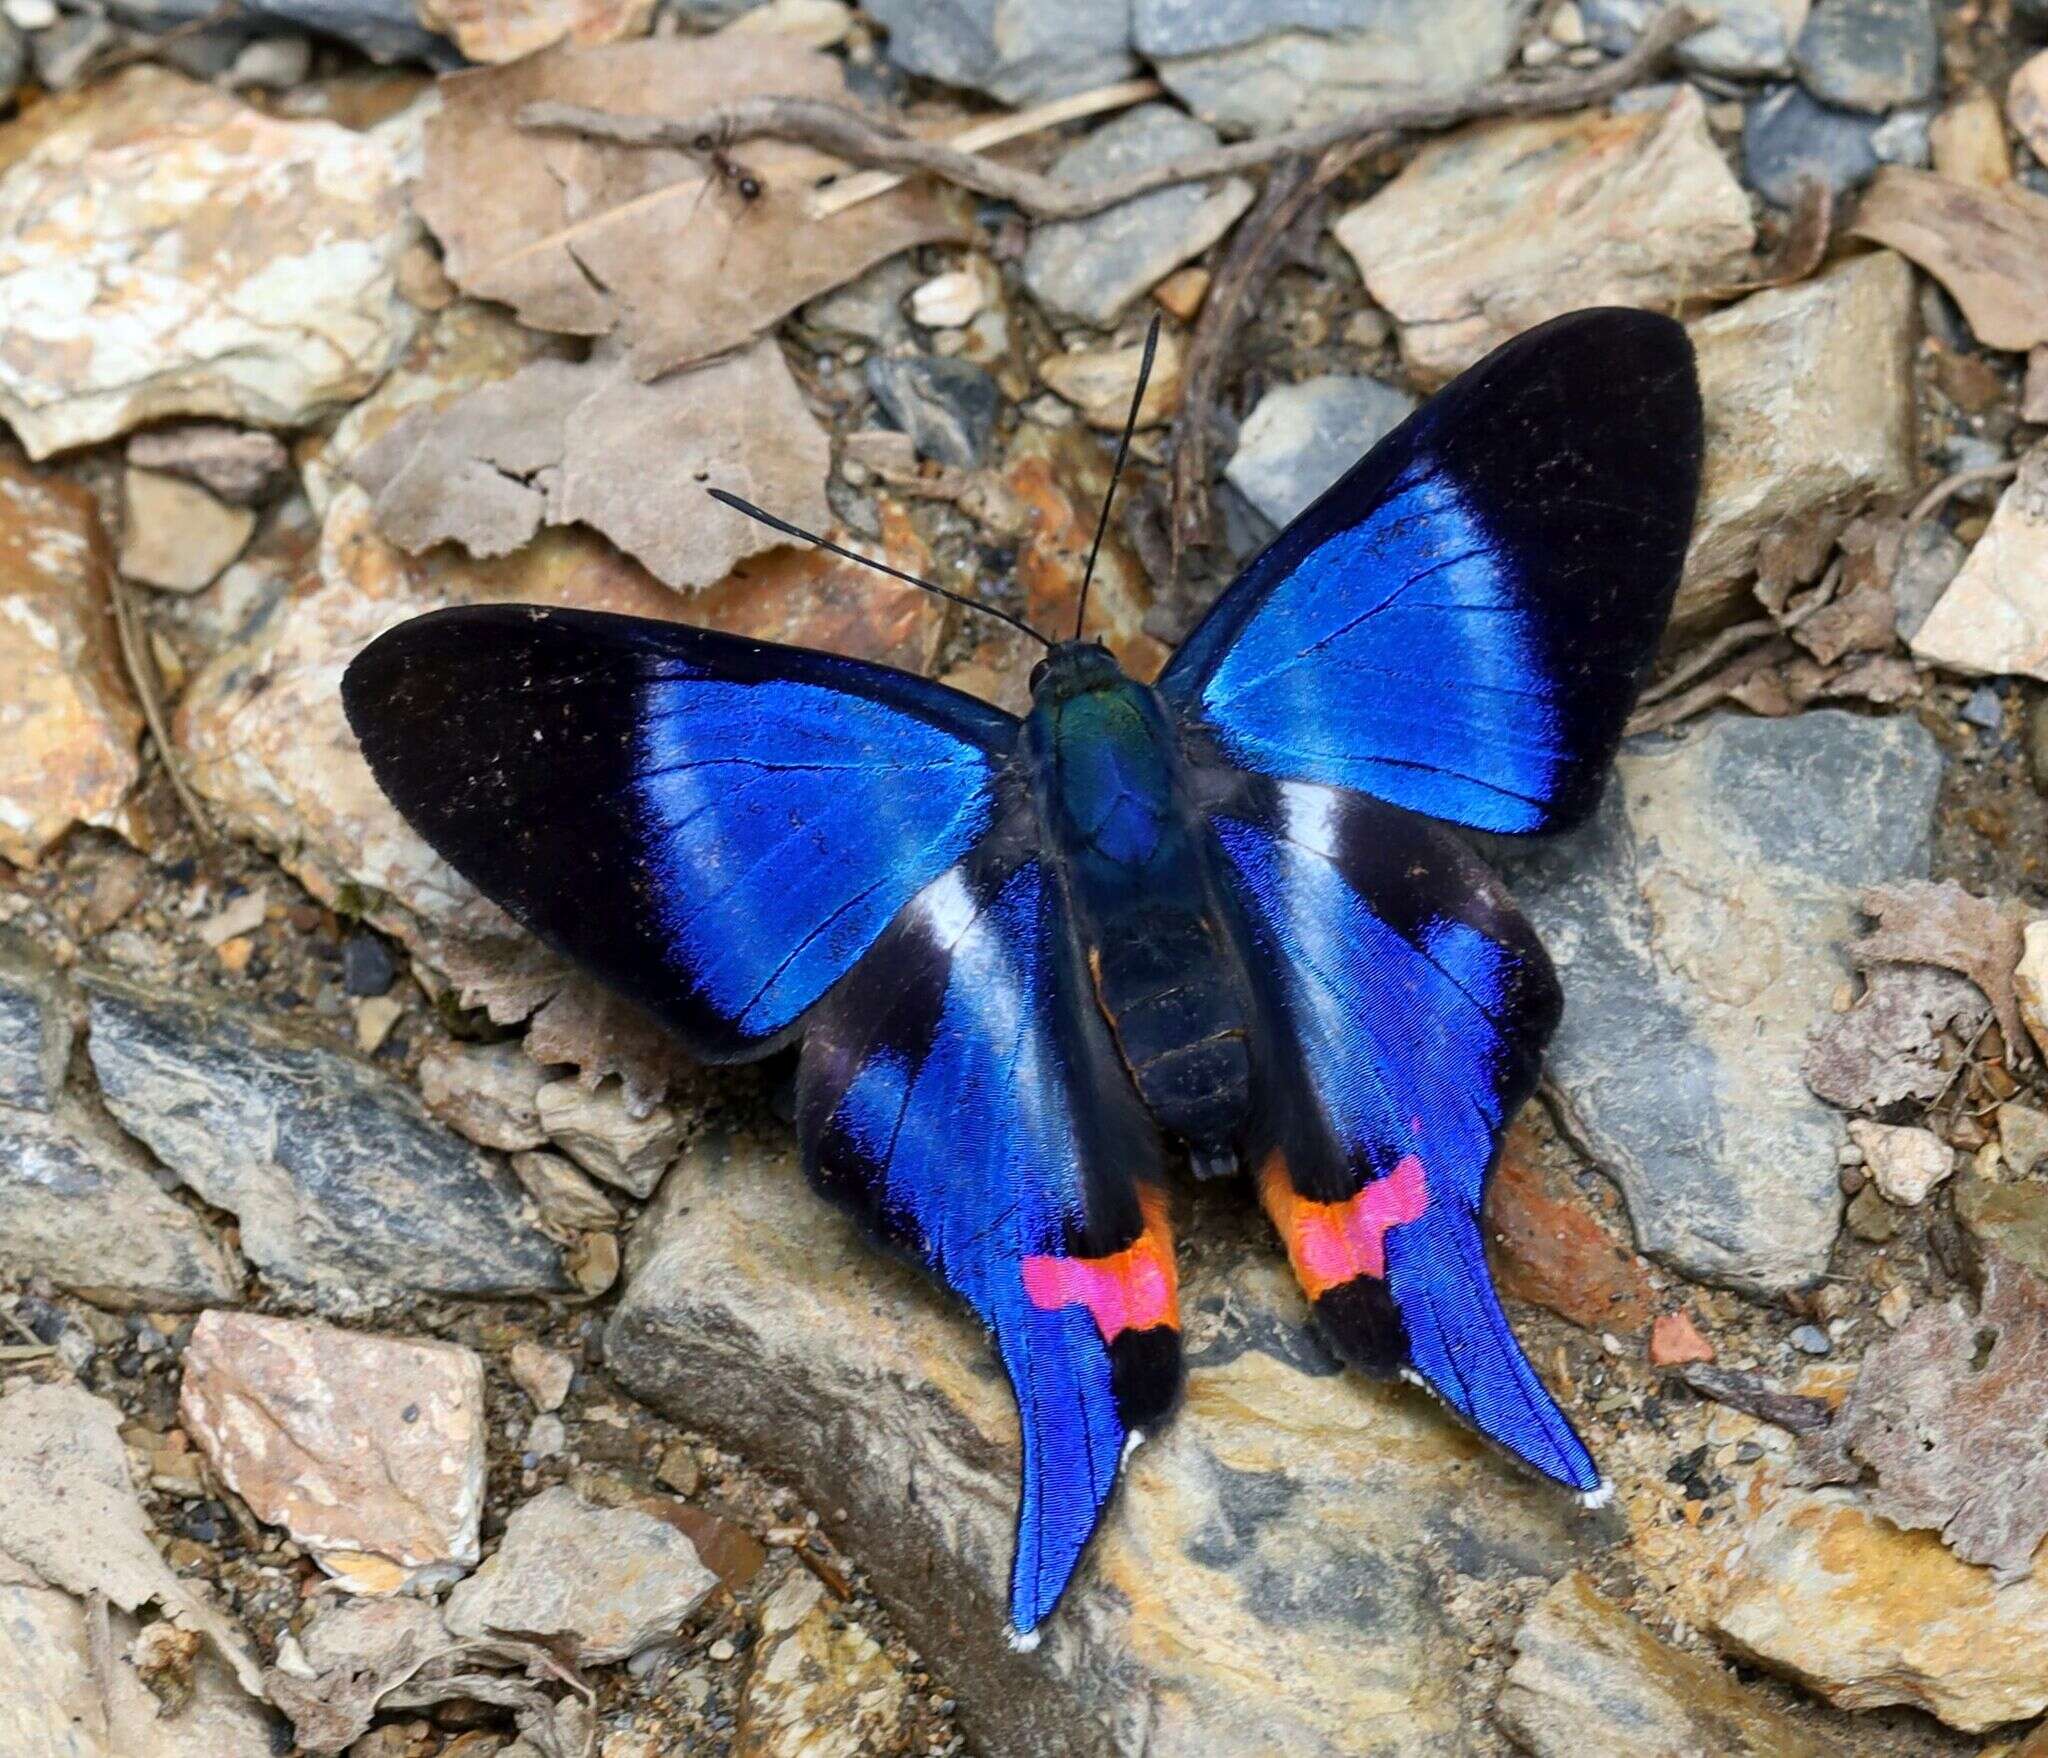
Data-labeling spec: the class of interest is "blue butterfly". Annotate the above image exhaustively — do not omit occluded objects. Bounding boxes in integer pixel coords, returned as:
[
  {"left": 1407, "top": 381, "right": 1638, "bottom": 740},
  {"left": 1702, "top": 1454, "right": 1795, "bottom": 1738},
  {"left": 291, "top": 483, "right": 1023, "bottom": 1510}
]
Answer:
[{"left": 342, "top": 307, "right": 1702, "bottom": 1644}]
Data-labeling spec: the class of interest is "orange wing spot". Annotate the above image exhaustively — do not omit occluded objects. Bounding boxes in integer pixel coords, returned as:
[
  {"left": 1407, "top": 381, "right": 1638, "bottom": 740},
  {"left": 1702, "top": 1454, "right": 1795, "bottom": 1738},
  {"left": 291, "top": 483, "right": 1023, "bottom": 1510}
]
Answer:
[
  {"left": 1021, "top": 1185, "right": 1180, "bottom": 1343},
  {"left": 1257, "top": 1151, "right": 1429, "bottom": 1299}
]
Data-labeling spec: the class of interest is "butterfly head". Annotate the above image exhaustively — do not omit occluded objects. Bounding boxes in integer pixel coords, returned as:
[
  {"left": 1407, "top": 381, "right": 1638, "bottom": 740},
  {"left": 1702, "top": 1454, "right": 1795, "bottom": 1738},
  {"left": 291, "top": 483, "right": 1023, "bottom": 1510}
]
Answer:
[{"left": 1028, "top": 639, "right": 1121, "bottom": 704}]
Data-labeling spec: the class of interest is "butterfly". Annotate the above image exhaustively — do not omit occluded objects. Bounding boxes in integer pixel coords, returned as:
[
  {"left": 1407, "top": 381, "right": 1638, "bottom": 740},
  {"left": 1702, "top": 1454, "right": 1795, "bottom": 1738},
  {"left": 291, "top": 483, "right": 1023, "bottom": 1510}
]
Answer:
[{"left": 342, "top": 306, "right": 1702, "bottom": 1646}]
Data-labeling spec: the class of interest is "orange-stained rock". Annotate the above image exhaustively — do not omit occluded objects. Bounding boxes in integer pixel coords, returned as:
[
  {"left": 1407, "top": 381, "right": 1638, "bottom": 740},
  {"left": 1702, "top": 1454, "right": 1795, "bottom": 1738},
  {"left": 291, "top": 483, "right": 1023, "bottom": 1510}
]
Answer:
[
  {"left": 1648, "top": 1309, "right": 1716, "bottom": 1367},
  {"left": 0, "top": 459, "right": 141, "bottom": 866},
  {"left": 179, "top": 1311, "right": 487, "bottom": 1582},
  {"left": 1485, "top": 1129, "right": 1656, "bottom": 1334},
  {"left": 419, "top": 0, "right": 654, "bottom": 61},
  {"left": 1706, "top": 1476, "right": 2048, "bottom": 1732}
]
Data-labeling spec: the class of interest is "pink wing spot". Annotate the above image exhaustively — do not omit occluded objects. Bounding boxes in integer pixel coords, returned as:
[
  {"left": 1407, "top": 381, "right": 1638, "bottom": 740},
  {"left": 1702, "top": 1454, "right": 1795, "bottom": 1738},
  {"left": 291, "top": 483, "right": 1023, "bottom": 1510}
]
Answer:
[
  {"left": 1022, "top": 1248, "right": 1175, "bottom": 1343},
  {"left": 1293, "top": 1155, "right": 1430, "bottom": 1288}
]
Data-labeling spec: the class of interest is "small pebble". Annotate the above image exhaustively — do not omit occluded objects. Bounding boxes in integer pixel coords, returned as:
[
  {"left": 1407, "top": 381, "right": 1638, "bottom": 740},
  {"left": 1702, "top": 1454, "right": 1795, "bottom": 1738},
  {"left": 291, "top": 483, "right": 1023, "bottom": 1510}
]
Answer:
[
  {"left": 1877, "top": 1285, "right": 1913, "bottom": 1328},
  {"left": 708, "top": 1637, "right": 737, "bottom": 1662},
  {"left": 1960, "top": 682, "right": 2005, "bottom": 732},
  {"left": 342, "top": 931, "right": 397, "bottom": 997},
  {"left": 3, "top": 0, "right": 52, "bottom": 27},
  {"left": 526, "top": 1414, "right": 567, "bottom": 1459},
  {"left": 1789, "top": 1324, "right": 1833, "bottom": 1356}
]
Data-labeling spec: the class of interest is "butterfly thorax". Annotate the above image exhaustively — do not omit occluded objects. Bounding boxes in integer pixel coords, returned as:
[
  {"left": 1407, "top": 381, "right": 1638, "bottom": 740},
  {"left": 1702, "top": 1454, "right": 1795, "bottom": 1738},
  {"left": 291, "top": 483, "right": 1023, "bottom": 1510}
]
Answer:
[{"left": 1022, "top": 644, "right": 1253, "bottom": 1177}]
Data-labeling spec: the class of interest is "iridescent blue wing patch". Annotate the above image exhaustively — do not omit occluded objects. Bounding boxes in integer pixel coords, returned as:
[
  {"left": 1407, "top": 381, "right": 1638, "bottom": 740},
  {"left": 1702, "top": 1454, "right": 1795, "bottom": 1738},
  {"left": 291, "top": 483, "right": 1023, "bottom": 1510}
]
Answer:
[
  {"left": 796, "top": 842, "right": 1182, "bottom": 1640},
  {"left": 1160, "top": 309, "right": 1702, "bottom": 835},
  {"left": 342, "top": 605, "right": 1017, "bottom": 1060},
  {"left": 1209, "top": 772, "right": 1601, "bottom": 1497}
]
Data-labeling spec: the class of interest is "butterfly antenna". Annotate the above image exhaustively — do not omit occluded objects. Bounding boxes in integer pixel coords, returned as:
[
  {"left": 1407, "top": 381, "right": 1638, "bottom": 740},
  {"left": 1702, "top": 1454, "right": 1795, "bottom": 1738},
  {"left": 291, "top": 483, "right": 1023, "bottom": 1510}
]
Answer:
[
  {"left": 1074, "top": 312, "right": 1160, "bottom": 643},
  {"left": 708, "top": 489, "right": 1053, "bottom": 651}
]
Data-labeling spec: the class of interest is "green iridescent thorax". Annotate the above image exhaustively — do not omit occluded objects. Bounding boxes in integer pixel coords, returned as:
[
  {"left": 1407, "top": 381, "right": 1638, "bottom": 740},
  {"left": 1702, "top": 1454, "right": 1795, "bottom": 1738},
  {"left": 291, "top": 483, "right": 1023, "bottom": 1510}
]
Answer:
[{"left": 1022, "top": 645, "right": 1188, "bottom": 885}]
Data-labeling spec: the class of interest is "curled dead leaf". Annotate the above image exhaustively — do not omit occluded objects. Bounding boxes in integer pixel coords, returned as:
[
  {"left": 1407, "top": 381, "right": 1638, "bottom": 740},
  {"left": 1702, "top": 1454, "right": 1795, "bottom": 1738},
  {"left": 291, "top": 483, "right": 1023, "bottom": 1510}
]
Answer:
[{"left": 417, "top": 36, "right": 964, "bottom": 379}]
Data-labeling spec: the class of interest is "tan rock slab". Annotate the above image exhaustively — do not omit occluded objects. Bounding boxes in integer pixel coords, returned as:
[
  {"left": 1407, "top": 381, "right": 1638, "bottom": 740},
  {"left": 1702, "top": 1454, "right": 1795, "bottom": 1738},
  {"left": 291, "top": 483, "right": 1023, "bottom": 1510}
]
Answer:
[
  {"left": 0, "top": 1384, "right": 263, "bottom": 1697},
  {"left": 418, "top": 0, "right": 654, "bottom": 61},
  {"left": 419, "top": 1041, "right": 549, "bottom": 1152},
  {"left": 1037, "top": 328, "right": 1185, "bottom": 430},
  {"left": 444, "top": 1487, "right": 717, "bottom": 1663},
  {"left": 1931, "top": 88, "right": 2012, "bottom": 187},
  {"left": 1499, "top": 1570, "right": 1837, "bottom": 1758},
  {"left": 1707, "top": 1478, "right": 2048, "bottom": 1731},
  {"left": 1679, "top": 252, "right": 1919, "bottom": 639},
  {"left": 0, "top": 1566, "right": 275, "bottom": 1758},
  {"left": 0, "top": 68, "right": 417, "bottom": 458},
  {"left": 179, "top": 1310, "right": 487, "bottom": 1576},
  {"left": 536, "top": 1076, "right": 681, "bottom": 1197},
  {"left": 2006, "top": 52, "right": 2048, "bottom": 180},
  {"left": 1910, "top": 445, "right": 2048, "bottom": 680},
  {"left": 1333, "top": 88, "right": 1753, "bottom": 384},
  {"left": 610, "top": 1124, "right": 1597, "bottom": 1758},
  {"left": 0, "top": 457, "right": 142, "bottom": 865},
  {"left": 1846, "top": 1119, "right": 1953, "bottom": 1206},
  {"left": 736, "top": 1571, "right": 910, "bottom": 1758},
  {"left": 508, "top": 1341, "right": 575, "bottom": 1413},
  {"left": 119, "top": 467, "right": 257, "bottom": 593}
]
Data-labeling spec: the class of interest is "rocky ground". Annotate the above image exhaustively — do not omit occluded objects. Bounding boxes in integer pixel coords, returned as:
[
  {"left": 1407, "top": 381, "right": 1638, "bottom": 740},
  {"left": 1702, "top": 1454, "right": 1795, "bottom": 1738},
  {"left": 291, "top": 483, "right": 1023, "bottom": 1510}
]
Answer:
[{"left": 3, "top": 1, "right": 2048, "bottom": 1755}]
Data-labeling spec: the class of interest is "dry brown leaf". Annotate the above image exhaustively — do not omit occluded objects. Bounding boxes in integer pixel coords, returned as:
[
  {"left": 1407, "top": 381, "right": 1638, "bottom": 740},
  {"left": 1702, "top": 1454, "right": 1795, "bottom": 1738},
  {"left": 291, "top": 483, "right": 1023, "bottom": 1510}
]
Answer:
[
  {"left": 418, "top": 0, "right": 655, "bottom": 63},
  {"left": 1790, "top": 580, "right": 1897, "bottom": 666},
  {"left": 434, "top": 933, "right": 690, "bottom": 1119},
  {"left": 1800, "top": 1249, "right": 2048, "bottom": 1582},
  {"left": 1849, "top": 168, "right": 2048, "bottom": 351},
  {"left": 1805, "top": 963, "right": 1989, "bottom": 1114},
  {"left": 417, "top": 36, "right": 964, "bottom": 380},
  {"left": 351, "top": 340, "right": 831, "bottom": 593},
  {"left": 0, "top": 1383, "right": 265, "bottom": 1700},
  {"left": 1853, "top": 880, "right": 2032, "bottom": 1067}
]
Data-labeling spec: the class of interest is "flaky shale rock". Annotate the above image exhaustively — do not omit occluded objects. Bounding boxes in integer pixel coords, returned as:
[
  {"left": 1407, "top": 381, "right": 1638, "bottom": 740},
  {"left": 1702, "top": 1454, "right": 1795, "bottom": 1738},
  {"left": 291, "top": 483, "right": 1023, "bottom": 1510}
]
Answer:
[
  {"left": 0, "top": 458, "right": 140, "bottom": 866},
  {"left": 1680, "top": 251, "right": 1919, "bottom": 639},
  {"left": 0, "top": 68, "right": 418, "bottom": 457},
  {"left": 82, "top": 970, "right": 568, "bottom": 1310},
  {"left": 609, "top": 1125, "right": 1602, "bottom": 1758},
  {"left": 1706, "top": 1477, "right": 2048, "bottom": 1731},
  {"left": 1505, "top": 709, "right": 1944, "bottom": 1294},
  {"left": 1909, "top": 441, "right": 2048, "bottom": 681},
  {"left": 444, "top": 1487, "right": 717, "bottom": 1662},
  {"left": 0, "top": 932, "right": 241, "bottom": 1308},
  {"left": 1333, "top": 88, "right": 1753, "bottom": 384},
  {"left": 1497, "top": 1570, "right": 1838, "bottom": 1758}
]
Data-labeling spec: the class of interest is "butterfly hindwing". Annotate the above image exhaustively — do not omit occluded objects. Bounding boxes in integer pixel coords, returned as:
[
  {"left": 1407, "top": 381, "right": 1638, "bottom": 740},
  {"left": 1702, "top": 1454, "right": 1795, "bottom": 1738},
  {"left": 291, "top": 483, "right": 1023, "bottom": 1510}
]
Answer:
[
  {"left": 796, "top": 842, "right": 1181, "bottom": 1638},
  {"left": 1160, "top": 308, "right": 1702, "bottom": 835},
  {"left": 1210, "top": 774, "right": 1600, "bottom": 1496},
  {"left": 342, "top": 605, "right": 1016, "bottom": 1061}
]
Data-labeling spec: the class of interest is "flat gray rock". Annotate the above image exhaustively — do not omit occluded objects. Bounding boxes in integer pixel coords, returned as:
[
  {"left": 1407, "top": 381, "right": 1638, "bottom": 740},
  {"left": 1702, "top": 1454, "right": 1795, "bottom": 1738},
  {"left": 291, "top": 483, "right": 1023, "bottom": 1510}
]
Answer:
[
  {"left": 1021, "top": 105, "right": 1252, "bottom": 328},
  {"left": 0, "top": 930, "right": 70, "bottom": 1112},
  {"left": 1223, "top": 374, "right": 1414, "bottom": 528},
  {"left": 105, "top": 0, "right": 448, "bottom": 64},
  {"left": 0, "top": 934, "right": 242, "bottom": 1310},
  {"left": 1793, "top": 0, "right": 1937, "bottom": 113},
  {"left": 1583, "top": 0, "right": 1807, "bottom": 78},
  {"left": 1503, "top": 710, "right": 1945, "bottom": 1295},
  {"left": 863, "top": 0, "right": 1136, "bottom": 105},
  {"left": 1143, "top": 0, "right": 1524, "bottom": 135},
  {"left": 82, "top": 973, "right": 568, "bottom": 1311},
  {"left": 609, "top": 1125, "right": 1599, "bottom": 1758}
]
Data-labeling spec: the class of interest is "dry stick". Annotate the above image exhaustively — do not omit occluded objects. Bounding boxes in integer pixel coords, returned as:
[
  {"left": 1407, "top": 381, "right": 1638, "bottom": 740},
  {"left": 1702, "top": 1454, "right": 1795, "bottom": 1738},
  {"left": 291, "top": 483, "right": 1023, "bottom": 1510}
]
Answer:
[
  {"left": 814, "top": 78, "right": 1161, "bottom": 218},
  {"left": 106, "top": 571, "right": 213, "bottom": 847},
  {"left": 1625, "top": 634, "right": 1796, "bottom": 736},
  {"left": 1168, "top": 139, "right": 1381, "bottom": 581},
  {"left": 517, "top": 6, "right": 1705, "bottom": 223}
]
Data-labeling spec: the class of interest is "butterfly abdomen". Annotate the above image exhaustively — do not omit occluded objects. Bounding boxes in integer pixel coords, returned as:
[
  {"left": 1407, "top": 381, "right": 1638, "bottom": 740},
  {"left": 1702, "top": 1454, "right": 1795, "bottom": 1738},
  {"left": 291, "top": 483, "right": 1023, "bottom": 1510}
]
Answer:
[{"left": 1024, "top": 648, "right": 1255, "bottom": 1175}]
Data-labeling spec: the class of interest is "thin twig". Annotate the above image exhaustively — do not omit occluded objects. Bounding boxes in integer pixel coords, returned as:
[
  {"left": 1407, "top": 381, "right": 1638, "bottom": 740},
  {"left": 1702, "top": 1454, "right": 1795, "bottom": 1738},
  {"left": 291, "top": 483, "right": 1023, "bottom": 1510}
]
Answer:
[
  {"left": 1626, "top": 634, "right": 1796, "bottom": 735},
  {"left": 518, "top": 7, "right": 1706, "bottom": 223},
  {"left": 106, "top": 571, "right": 213, "bottom": 847},
  {"left": 1168, "top": 137, "right": 1380, "bottom": 581},
  {"left": 1904, "top": 458, "right": 2020, "bottom": 530},
  {"left": 1632, "top": 618, "right": 1779, "bottom": 710},
  {"left": 813, "top": 78, "right": 1161, "bottom": 218}
]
